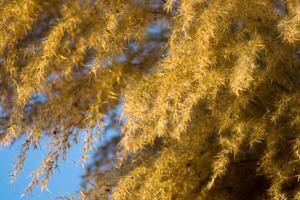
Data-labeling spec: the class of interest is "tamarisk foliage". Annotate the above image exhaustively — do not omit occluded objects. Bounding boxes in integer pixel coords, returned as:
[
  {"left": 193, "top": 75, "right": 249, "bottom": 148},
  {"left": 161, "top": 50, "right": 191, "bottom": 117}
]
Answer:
[{"left": 1, "top": 0, "right": 300, "bottom": 199}]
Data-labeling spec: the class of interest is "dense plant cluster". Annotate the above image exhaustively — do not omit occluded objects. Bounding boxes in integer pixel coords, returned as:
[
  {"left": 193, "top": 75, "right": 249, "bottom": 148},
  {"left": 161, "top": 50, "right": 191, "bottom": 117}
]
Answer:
[{"left": 1, "top": 0, "right": 300, "bottom": 199}]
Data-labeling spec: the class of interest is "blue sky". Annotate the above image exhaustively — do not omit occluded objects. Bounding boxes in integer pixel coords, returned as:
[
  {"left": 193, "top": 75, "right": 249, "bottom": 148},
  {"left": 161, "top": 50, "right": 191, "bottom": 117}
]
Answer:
[
  {"left": 0, "top": 94, "right": 84, "bottom": 199},
  {"left": 0, "top": 105, "right": 121, "bottom": 200},
  {"left": 0, "top": 136, "right": 84, "bottom": 200},
  {"left": 0, "top": 129, "right": 120, "bottom": 200}
]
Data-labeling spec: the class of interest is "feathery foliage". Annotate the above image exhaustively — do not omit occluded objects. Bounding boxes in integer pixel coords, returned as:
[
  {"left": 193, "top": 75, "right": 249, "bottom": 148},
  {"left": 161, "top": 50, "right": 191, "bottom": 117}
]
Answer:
[{"left": 1, "top": 0, "right": 300, "bottom": 199}]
